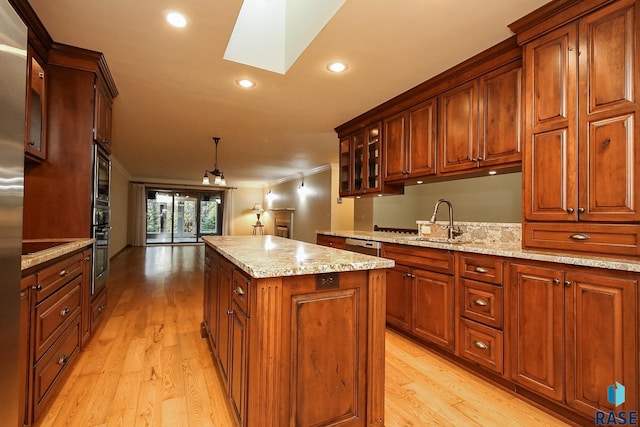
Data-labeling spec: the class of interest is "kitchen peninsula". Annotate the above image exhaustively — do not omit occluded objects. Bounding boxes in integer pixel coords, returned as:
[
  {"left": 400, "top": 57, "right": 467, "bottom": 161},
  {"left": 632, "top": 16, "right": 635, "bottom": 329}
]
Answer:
[{"left": 202, "top": 235, "right": 394, "bottom": 427}]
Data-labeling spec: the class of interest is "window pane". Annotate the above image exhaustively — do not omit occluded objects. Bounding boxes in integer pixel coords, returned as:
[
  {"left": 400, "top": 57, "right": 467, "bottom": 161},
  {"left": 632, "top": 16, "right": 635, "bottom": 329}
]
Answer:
[
  {"left": 174, "top": 194, "right": 197, "bottom": 242},
  {"left": 200, "top": 198, "right": 219, "bottom": 234},
  {"left": 147, "top": 191, "right": 173, "bottom": 243}
]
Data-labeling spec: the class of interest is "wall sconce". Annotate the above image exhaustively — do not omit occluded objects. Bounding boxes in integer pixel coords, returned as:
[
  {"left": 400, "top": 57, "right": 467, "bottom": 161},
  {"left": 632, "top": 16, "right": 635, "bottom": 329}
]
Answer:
[
  {"left": 297, "top": 179, "right": 307, "bottom": 199},
  {"left": 252, "top": 203, "right": 264, "bottom": 225},
  {"left": 266, "top": 190, "right": 274, "bottom": 202}
]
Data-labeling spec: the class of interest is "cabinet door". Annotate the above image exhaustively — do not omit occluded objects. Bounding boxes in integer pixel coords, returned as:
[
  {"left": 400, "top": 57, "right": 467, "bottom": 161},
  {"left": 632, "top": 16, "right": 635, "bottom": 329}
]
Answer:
[
  {"left": 479, "top": 62, "right": 522, "bottom": 167},
  {"left": 407, "top": 98, "right": 437, "bottom": 178},
  {"left": 229, "top": 304, "right": 248, "bottom": 427},
  {"left": 565, "top": 270, "right": 638, "bottom": 417},
  {"left": 352, "top": 130, "right": 366, "bottom": 193},
  {"left": 19, "top": 276, "right": 34, "bottom": 427},
  {"left": 523, "top": 24, "right": 578, "bottom": 221},
  {"left": 81, "top": 249, "right": 92, "bottom": 346},
  {"left": 25, "top": 50, "right": 47, "bottom": 161},
  {"left": 510, "top": 263, "right": 564, "bottom": 401},
  {"left": 412, "top": 269, "right": 454, "bottom": 351},
  {"left": 339, "top": 136, "right": 351, "bottom": 196},
  {"left": 94, "top": 82, "right": 112, "bottom": 153},
  {"left": 439, "top": 80, "right": 478, "bottom": 174},
  {"left": 384, "top": 111, "right": 408, "bottom": 182},
  {"left": 578, "top": 0, "right": 640, "bottom": 222},
  {"left": 217, "top": 260, "right": 233, "bottom": 389},
  {"left": 385, "top": 265, "right": 412, "bottom": 331},
  {"left": 365, "top": 123, "right": 382, "bottom": 192}
]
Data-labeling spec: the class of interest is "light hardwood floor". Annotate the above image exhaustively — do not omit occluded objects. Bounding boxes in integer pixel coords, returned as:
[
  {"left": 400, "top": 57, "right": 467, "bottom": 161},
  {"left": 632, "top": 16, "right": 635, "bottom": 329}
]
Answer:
[{"left": 34, "top": 245, "right": 568, "bottom": 427}]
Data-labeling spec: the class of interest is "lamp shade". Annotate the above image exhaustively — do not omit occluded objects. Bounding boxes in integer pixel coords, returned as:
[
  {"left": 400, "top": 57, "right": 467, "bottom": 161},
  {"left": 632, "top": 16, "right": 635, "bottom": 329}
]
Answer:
[{"left": 252, "top": 203, "right": 264, "bottom": 213}]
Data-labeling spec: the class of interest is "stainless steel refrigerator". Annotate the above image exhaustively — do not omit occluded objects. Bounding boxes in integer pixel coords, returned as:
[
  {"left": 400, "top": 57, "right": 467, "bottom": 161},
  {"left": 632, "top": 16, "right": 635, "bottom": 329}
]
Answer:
[{"left": 0, "top": 0, "right": 26, "bottom": 423}]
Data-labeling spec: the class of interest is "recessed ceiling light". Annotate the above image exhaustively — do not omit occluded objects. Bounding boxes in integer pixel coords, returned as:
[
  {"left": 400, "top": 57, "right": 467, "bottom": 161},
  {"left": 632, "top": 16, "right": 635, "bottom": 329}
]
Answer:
[
  {"left": 327, "top": 61, "right": 348, "bottom": 73},
  {"left": 166, "top": 11, "right": 187, "bottom": 28},
  {"left": 236, "top": 79, "right": 256, "bottom": 88}
]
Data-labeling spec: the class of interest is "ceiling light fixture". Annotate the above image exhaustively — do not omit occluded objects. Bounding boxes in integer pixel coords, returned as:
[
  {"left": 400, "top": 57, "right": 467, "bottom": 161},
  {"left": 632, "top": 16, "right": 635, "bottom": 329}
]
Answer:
[
  {"left": 327, "top": 61, "right": 348, "bottom": 73},
  {"left": 236, "top": 79, "right": 255, "bottom": 88},
  {"left": 203, "top": 137, "right": 227, "bottom": 186},
  {"left": 166, "top": 11, "right": 187, "bottom": 28}
]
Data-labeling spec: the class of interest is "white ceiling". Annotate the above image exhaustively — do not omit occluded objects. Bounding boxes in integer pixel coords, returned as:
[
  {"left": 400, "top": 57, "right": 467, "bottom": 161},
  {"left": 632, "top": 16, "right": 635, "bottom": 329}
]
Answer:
[{"left": 28, "top": 0, "right": 550, "bottom": 188}]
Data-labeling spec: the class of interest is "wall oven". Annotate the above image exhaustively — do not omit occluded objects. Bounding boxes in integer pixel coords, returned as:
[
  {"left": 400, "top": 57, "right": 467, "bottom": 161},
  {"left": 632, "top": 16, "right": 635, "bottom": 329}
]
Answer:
[{"left": 92, "top": 145, "right": 111, "bottom": 295}]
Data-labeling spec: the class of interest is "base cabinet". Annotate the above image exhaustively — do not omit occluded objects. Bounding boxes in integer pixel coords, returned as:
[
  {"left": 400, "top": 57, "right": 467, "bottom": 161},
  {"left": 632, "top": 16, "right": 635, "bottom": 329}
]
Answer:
[
  {"left": 203, "top": 244, "right": 386, "bottom": 427},
  {"left": 510, "top": 261, "right": 638, "bottom": 418}
]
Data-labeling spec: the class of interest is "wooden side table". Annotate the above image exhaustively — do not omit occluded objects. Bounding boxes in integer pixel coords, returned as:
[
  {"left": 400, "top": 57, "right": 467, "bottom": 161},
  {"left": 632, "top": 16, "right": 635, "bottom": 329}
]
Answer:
[{"left": 252, "top": 224, "right": 264, "bottom": 235}]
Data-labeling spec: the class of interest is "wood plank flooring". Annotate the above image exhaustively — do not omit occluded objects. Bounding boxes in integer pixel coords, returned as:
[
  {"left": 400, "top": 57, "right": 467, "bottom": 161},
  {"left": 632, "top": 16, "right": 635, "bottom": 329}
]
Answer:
[{"left": 34, "top": 245, "right": 568, "bottom": 427}]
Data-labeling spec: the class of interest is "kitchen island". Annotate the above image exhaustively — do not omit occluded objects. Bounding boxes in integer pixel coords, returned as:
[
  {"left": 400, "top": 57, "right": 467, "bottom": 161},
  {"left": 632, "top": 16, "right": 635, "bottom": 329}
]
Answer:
[{"left": 202, "top": 235, "right": 394, "bottom": 427}]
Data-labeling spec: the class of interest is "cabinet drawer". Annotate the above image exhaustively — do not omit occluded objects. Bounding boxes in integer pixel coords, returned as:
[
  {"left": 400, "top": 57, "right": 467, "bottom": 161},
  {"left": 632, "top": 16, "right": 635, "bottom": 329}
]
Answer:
[
  {"left": 34, "top": 275, "right": 82, "bottom": 361},
  {"left": 458, "top": 318, "right": 503, "bottom": 374},
  {"left": 382, "top": 243, "right": 454, "bottom": 274},
  {"left": 33, "top": 317, "right": 80, "bottom": 419},
  {"left": 91, "top": 287, "right": 107, "bottom": 332},
  {"left": 316, "top": 234, "right": 347, "bottom": 250},
  {"left": 459, "top": 279, "right": 503, "bottom": 328},
  {"left": 34, "top": 252, "right": 83, "bottom": 303},
  {"left": 457, "top": 254, "right": 504, "bottom": 285},
  {"left": 523, "top": 223, "right": 640, "bottom": 257},
  {"left": 232, "top": 270, "right": 251, "bottom": 316}
]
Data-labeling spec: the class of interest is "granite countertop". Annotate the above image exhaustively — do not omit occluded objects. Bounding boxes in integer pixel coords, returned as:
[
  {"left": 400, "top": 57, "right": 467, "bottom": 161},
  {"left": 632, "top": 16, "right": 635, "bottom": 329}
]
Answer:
[
  {"left": 318, "top": 229, "right": 640, "bottom": 273},
  {"left": 21, "top": 238, "right": 95, "bottom": 271},
  {"left": 203, "top": 235, "right": 394, "bottom": 278}
]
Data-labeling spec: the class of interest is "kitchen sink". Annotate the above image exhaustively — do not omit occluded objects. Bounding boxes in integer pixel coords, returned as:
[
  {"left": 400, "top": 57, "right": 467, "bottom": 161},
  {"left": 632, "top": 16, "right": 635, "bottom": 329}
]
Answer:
[{"left": 409, "top": 236, "right": 471, "bottom": 245}]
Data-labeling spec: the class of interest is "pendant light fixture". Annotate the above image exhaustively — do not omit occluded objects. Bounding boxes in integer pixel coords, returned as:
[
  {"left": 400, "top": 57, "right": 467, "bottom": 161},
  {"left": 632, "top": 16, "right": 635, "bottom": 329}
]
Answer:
[{"left": 203, "top": 137, "right": 226, "bottom": 186}]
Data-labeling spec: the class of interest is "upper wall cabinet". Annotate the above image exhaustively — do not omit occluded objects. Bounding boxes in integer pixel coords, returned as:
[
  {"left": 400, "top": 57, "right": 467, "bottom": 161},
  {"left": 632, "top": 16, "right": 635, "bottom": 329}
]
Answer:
[
  {"left": 439, "top": 61, "right": 522, "bottom": 174},
  {"left": 93, "top": 78, "right": 113, "bottom": 153},
  {"left": 24, "top": 47, "right": 47, "bottom": 161},
  {"left": 384, "top": 98, "right": 437, "bottom": 183},
  {"left": 512, "top": 0, "right": 640, "bottom": 256},
  {"left": 338, "top": 122, "right": 403, "bottom": 197}
]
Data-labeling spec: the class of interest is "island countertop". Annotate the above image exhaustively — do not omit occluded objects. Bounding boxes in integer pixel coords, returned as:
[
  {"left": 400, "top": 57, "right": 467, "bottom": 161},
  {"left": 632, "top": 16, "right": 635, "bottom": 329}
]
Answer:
[{"left": 203, "top": 235, "right": 394, "bottom": 278}]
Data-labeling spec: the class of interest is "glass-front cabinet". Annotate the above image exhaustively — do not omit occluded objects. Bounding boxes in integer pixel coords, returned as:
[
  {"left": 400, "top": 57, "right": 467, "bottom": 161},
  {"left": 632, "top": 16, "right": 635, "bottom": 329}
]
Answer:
[{"left": 338, "top": 121, "right": 401, "bottom": 197}]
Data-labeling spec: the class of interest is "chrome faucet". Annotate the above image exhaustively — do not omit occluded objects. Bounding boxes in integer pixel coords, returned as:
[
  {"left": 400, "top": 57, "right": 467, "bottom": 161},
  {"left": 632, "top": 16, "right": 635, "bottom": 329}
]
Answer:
[{"left": 429, "top": 199, "right": 462, "bottom": 240}]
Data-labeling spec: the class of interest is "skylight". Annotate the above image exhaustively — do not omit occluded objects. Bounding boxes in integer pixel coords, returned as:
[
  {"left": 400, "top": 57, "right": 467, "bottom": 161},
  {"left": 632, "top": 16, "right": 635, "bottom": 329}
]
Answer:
[{"left": 224, "top": 0, "right": 347, "bottom": 74}]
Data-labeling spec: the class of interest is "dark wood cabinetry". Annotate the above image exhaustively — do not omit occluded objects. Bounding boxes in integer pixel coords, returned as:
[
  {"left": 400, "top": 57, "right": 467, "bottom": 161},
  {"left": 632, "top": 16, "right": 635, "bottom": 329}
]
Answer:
[
  {"left": 24, "top": 47, "right": 47, "bottom": 161},
  {"left": 20, "top": 247, "right": 93, "bottom": 426},
  {"left": 203, "top": 242, "right": 387, "bottom": 426},
  {"left": 510, "top": 261, "right": 638, "bottom": 418},
  {"left": 382, "top": 243, "right": 455, "bottom": 352},
  {"left": 516, "top": 0, "right": 640, "bottom": 257},
  {"left": 439, "top": 62, "right": 522, "bottom": 174},
  {"left": 93, "top": 79, "right": 113, "bottom": 153},
  {"left": 456, "top": 253, "right": 506, "bottom": 375},
  {"left": 384, "top": 98, "right": 437, "bottom": 182},
  {"left": 316, "top": 234, "right": 347, "bottom": 249}
]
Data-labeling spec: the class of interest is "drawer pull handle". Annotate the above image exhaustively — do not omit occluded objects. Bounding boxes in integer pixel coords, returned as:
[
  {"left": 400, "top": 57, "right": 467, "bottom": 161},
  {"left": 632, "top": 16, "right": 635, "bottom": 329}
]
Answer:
[
  {"left": 97, "top": 305, "right": 106, "bottom": 313},
  {"left": 227, "top": 310, "right": 234, "bottom": 315},
  {"left": 60, "top": 307, "right": 71, "bottom": 316},
  {"left": 33, "top": 285, "right": 43, "bottom": 291},
  {"left": 58, "top": 354, "right": 69, "bottom": 365},
  {"left": 59, "top": 270, "right": 68, "bottom": 277},
  {"left": 234, "top": 286, "right": 245, "bottom": 296},
  {"left": 473, "top": 340, "right": 488, "bottom": 350},
  {"left": 569, "top": 233, "right": 590, "bottom": 241},
  {"left": 473, "top": 299, "right": 488, "bottom": 307},
  {"left": 474, "top": 267, "right": 488, "bottom": 274},
  {"left": 84, "top": 256, "right": 91, "bottom": 262}
]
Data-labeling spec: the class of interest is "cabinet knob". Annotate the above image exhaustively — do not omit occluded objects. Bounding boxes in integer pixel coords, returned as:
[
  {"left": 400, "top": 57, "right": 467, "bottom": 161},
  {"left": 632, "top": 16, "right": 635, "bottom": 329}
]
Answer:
[
  {"left": 33, "top": 284, "right": 42, "bottom": 291},
  {"left": 84, "top": 256, "right": 91, "bottom": 262},
  {"left": 471, "top": 157, "right": 478, "bottom": 162},
  {"left": 98, "top": 305, "right": 106, "bottom": 313},
  {"left": 234, "top": 285, "right": 245, "bottom": 296},
  {"left": 473, "top": 340, "right": 488, "bottom": 350},
  {"left": 578, "top": 207, "right": 585, "bottom": 213},
  {"left": 60, "top": 307, "right": 71, "bottom": 316},
  {"left": 567, "top": 208, "right": 574, "bottom": 213},
  {"left": 477, "top": 157, "right": 484, "bottom": 161},
  {"left": 553, "top": 279, "right": 560, "bottom": 285},
  {"left": 59, "top": 269, "right": 68, "bottom": 277},
  {"left": 564, "top": 280, "right": 571, "bottom": 287},
  {"left": 472, "top": 298, "right": 488, "bottom": 307},
  {"left": 58, "top": 354, "right": 69, "bottom": 365},
  {"left": 227, "top": 310, "right": 234, "bottom": 315},
  {"left": 28, "top": 140, "right": 35, "bottom": 146},
  {"left": 474, "top": 266, "right": 489, "bottom": 274}
]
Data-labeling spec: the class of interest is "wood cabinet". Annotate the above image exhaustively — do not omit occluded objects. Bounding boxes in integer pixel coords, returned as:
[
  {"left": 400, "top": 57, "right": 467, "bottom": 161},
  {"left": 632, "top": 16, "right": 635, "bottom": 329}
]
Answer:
[
  {"left": 518, "top": 0, "right": 640, "bottom": 256},
  {"left": 384, "top": 98, "right": 437, "bottom": 182},
  {"left": 510, "top": 261, "right": 638, "bottom": 418},
  {"left": 24, "top": 46, "right": 47, "bottom": 161},
  {"left": 439, "top": 61, "right": 522, "bottom": 174},
  {"left": 203, "top": 242, "right": 387, "bottom": 426},
  {"left": 382, "top": 243, "right": 455, "bottom": 352},
  {"left": 316, "top": 234, "right": 347, "bottom": 250},
  {"left": 338, "top": 122, "right": 402, "bottom": 197},
  {"left": 21, "top": 248, "right": 94, "bottom": 426},
  {"left": 80, "top": 248, "right": 92, "bottom": 345},
  {"left": 93, "top": 79, "right": 113, "bottom": 153},
  {"left": 456, "top": 253, "right": 506, "bottom": 375}
]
